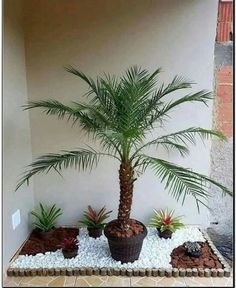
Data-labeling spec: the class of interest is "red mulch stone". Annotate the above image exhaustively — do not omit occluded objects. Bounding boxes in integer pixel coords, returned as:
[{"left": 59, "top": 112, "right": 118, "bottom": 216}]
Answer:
[
  {"left": 170, "top": 242, "right": 223, "bottom": 269},
  {"left": 19, "top": 227, "right": 79, "bottom": 255},
  {"left": 105, "top": 219, "right": 144, "bottom": 238}
]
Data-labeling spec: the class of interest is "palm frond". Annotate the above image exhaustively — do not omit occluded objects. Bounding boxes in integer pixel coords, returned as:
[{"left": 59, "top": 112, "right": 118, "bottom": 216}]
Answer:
[
  {"left": 141, "top": 156, "right": 232, "bottom": 211},
  {"left": 65, "top": 65, "right": 98, "bottom": 94},
  {"left": 157, "top": 127, "right": 227, "bottom": 145},
  {"left": 131, "top": 127, "right": 226, "bottom": 160},
  {"left": 145, "top": 90, "right": 212, "bottom": 129},
  {"left": 24, "top": 100, "right": 81, "bottom": 120},
  {"left": 16, "top": 149, "right": 101, "bottom": 191},
  {"left": 157, "top": 140, "right": 190, "bottom": 157},
  {"left": 156, "top": 75, "right": 194, "bottom": 100},
  {"left": 158, "top": 90, "right": 212, "bottom": 116}
]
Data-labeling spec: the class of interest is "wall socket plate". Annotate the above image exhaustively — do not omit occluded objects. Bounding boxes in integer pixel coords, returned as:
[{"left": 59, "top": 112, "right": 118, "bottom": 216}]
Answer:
[{"left": 12, "top": 209, "right": 21, "bottom": 230}]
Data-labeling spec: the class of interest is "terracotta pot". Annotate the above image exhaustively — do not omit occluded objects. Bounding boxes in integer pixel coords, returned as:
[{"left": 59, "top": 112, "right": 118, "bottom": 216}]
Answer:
[
  {"left": 37, "top": 229, "right": 55, "bottom": 240},
  {"left": 62, "top": 249, "right": 78, "bottom": 259},
  {"left": 104, "top": 220, "right": 147, "bottom": 263},
  {"left": 157, "top": 228, "right": 173, "bottom": 239},
  {"left": 87, "top": 227, "right": 103, "bottom": 238}
]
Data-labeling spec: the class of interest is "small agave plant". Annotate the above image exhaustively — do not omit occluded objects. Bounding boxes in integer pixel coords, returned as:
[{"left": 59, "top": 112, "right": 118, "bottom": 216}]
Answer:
[{"left": 149, "top": 209, "right": 184, "bottom": 239}]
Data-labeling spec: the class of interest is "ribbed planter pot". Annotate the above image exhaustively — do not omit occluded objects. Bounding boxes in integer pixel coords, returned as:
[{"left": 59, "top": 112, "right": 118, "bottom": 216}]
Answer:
[
  {"left": 62, "top": 250, "right": 78, "bottom": 259},
  {"left": 104, "top": 220, "right": 147, "bottom": 263},
  {"left": 157, "top": 228, "right": 173, "bottom": 239},
  {"left": 87, "top": 227, "right": 103, "bottom": 238}
]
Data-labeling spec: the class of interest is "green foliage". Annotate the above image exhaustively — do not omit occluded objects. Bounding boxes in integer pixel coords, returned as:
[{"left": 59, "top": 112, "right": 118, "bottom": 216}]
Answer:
[
  {"left": 149, "top": 209, "right": 184, "bottom": 232},
  {"left": 79, "top": 206, "right": 112, "bottom": 228},
  {"left": 31, "top": 202, "right": 62, "bottom": 232},
  {"left": 16, "top": 66, "right": 232, "bottom": 211}
]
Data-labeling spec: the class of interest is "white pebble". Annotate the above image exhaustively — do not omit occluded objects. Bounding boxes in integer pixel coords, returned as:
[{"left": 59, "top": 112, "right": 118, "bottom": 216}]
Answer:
[{"left": 10, "top": 227, "right": 205, "bottom": 269}]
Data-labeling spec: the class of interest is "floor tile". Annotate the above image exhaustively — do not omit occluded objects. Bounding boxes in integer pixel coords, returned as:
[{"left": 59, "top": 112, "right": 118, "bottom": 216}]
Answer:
[
  {"left": 64, "top": 276, "right": 76, "bottom": 287},
  {"left": 82, "top": 276, "right": 109, "bottom": 287},
  {"left": 100, "top": 276, "right": 131, "bottom": 287},
  {"left": 156, "top": 277, "right": 186, "bottom": 287},
  {"left": 131, "top": 276, "right": 187, "bottom": 287},
  {"left": 74, "top": 277, "right": 90, "bottom": 287},
  {"left": 184, "top": 277, "right": 214, "bottom": 287},
  {"left": 48, "top": 276, "right": 66, "bottom": 287},
  {"left": 211, "top": 276, "right": 233, "bottom": 287},
  {"left": 130, "top": 276, "right": 157, "bottom": 287},
  {"left": 3, "top": 275, "right": 234, "bottom": 287},
  {"left": 20, "top": 276, "right": 55, "bottom": 287},
  {"left": 3, "top": 276, "right": 22, "bottom": 287}
]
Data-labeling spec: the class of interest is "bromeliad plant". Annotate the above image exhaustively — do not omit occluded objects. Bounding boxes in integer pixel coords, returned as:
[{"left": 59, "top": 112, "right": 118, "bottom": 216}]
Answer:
[
  {"left": 60, "top": 237, "right": 79, "bottom": 259},
  {"left": 31, "top": 202, "right": 62, "bottom": 232},
  {"left": 79, "top": 206, "right": 112, "bottom": 229},
  {"left": 79, "top": 206, "right": 112, "bottom": 238},
  {"left": 149, "top": 209, "right": 184, "bottom": 238},
  {"left": 16, "top": 66, "right": 232, "bottom": 261}
]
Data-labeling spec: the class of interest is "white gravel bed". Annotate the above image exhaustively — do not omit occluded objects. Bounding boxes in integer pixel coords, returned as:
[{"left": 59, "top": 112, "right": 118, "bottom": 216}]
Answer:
[{"left": 10, "top": 227, "right": 205, "bottom": 270}]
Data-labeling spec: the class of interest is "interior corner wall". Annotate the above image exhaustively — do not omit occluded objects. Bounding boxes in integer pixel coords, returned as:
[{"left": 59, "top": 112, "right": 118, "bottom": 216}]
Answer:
[
  {"left": 3, "top": 0, "right": 34, "bottom": 270},
  {"left": 22, "top": 0, "right": 219, "bottom": 228}
]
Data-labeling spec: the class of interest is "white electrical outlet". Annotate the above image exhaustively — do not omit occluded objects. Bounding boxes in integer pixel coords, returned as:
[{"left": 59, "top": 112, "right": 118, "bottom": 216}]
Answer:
[{"left": 12, "top": 209, "right": 21, "bottom": 230}]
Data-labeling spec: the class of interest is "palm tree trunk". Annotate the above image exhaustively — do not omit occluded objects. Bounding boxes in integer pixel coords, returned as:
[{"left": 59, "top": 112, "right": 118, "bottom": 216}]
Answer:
[{"left": 117, "top": 162, "right": 135, "bottom": 229}]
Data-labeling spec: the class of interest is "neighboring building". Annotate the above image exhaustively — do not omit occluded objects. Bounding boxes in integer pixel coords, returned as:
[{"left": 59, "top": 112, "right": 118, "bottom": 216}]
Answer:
[{"left": 208, "top": 0, "right": 233, "bottom": 264}]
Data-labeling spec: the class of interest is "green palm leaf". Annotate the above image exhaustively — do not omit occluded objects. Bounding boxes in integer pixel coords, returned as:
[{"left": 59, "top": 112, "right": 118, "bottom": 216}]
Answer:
[
  {"left": 131, "top": 127, "right": 226, "bottom": 160},
  {"left": 16, "top": 149, "right": 101, "bottom": 190},
  {"left": 142, "top": 156, "right": 232, "bottom": 211}
]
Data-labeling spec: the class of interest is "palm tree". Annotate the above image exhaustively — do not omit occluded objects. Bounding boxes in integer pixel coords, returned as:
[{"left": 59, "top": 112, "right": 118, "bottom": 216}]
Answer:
[{"left": 16, "top": 66, "right": 232, "bottom": 233}]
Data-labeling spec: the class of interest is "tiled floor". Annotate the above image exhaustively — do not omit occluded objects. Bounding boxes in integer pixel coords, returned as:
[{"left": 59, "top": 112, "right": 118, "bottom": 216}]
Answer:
[{"left": 3, "top": 275, "right": 233, "bottom": 287}]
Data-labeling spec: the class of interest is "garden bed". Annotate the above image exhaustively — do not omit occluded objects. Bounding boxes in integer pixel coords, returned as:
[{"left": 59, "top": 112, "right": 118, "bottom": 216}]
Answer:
[
  {"left": 19, "top": 227, "right": 79, "bottom": 255},
  {"left": 7, "top": 227, "right": 231, "bottom": 277}
]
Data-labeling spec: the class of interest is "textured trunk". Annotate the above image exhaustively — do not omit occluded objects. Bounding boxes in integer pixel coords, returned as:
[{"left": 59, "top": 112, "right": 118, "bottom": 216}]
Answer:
[{"left": 117, "top": 162, "right": 135, "bottom": 229}]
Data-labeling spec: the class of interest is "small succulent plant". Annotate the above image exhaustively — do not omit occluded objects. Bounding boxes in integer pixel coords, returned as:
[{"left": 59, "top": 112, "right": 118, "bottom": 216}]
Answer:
[
  {"left": 183, "top": 241, "right": 202, "bottom": 257},
  {"left": 60, "top": 237, "right": 79, "bottom": 252}
]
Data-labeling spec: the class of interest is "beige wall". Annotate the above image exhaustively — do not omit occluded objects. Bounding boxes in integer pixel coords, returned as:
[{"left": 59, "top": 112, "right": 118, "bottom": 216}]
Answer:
[
  {"left": 3, "top": 0, "right": 35, "bottom": 269},
  {"left": 22, "top": 0, "right": 218, "bottom": 227},
  {"left": 3, "top": 0, "right": 219, "bottom": 268}
]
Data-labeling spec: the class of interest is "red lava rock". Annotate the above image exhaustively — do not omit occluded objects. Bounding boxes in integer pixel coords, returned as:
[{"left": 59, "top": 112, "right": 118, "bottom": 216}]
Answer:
[
  {"left": 19, "top": 227, "right": 79, "bottom": 255},
  {"left": 170, "top": 243, "right": 223, "bottom": 269},
  {"left": 216, "top": 262, "right": 222, "bottom": 269},
  {"left": 204, "top": 259, "right": 215, "bottom": 267},
  {"left": 106, "top": 219, "right": 144, "bottom": 238},
  {"left": 126, "top": 230, "right": 133, "bottom": 237}
]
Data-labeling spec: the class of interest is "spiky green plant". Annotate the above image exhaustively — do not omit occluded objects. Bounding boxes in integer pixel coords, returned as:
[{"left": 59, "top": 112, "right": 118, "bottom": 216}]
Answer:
[
  {"left": 149, "top": 209, "right": 184, "bottom": 232},
  {"left": 31, "top": 202, "right": 62, "bottom": 232},
  {"left": 16, "top": 66, "right": 232, "bottom": 230}
]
